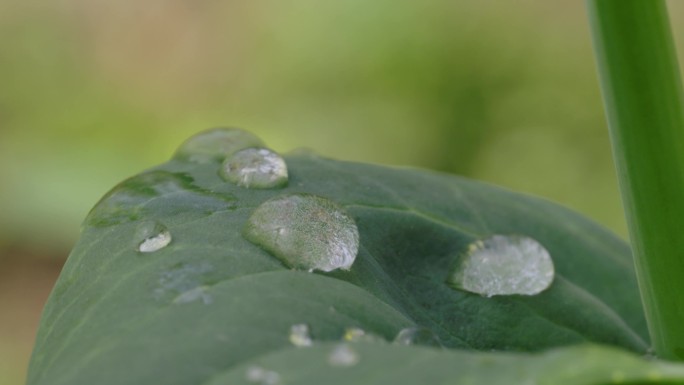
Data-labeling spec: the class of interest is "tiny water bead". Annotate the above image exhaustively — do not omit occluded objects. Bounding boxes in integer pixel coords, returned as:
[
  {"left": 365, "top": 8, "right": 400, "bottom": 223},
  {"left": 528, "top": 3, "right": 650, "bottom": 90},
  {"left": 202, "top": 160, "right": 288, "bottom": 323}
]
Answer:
[
  {"left": 447, "top": 235, "right": 554, "bottom": 297},
  {"left": 135, "top": 221, "right": 172, "bottom": 253},
  {"left": 393, "top": 327, "right": 442, "bottom": 347},
  {"left": 343, "top": 327, "right": 385, "bottom": 343},
  {"left": 243, "top": 194, "right": 359, "bottom": 272},
  {"left": 289, "top": 324, "right": 313, "bottom": 347},
  {"left": 328, "top": 344, "right": 360, "bottom": 367},
  {"left": 174, "top": 127, "right": 264, "bottom": 163},
  {"left": 220, "top": 148, "right": 288, "bottom": 189},
  {"left": 245, "top": 366, "right": 281, "bottom": 385}
]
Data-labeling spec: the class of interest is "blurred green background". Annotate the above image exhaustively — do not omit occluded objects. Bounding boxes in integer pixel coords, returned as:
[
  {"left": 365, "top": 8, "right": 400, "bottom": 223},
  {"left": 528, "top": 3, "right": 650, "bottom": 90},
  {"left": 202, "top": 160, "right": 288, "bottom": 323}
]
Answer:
[{"left": 1, "top": 1, "right": 683, "bottom": 384}]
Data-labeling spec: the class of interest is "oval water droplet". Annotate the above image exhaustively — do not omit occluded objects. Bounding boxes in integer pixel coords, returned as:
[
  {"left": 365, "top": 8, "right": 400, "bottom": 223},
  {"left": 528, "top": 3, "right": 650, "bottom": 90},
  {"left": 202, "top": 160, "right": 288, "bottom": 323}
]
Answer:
[
  {"left": 328, "top": 344, "right": 359, "bottom": 367},
  {"left": 393, "top": 327, "right": 442, "bottom": 347},
  {"left": 135, "top": 221, "right": 172, "bottom": 253},
  {"left": 245, "top": 366, "right": 281, "bottom": 385},
  {"left": 243, "top": 194, "right": 359, "bottom": 272},
  {"left": 174, "top": 127, "right": 264, "bottom": 163},
  {"left": 221, "top": 148, "right": 288, "bottom": 189},
  {"left": 447, "top": 235, "right": 554, "bottom": 297},
  {"left": 289, "top": 323, "right": 313, "bottom": 347},
  {"left": 342, "top": 327, "right": 384, "bottom": 343}
]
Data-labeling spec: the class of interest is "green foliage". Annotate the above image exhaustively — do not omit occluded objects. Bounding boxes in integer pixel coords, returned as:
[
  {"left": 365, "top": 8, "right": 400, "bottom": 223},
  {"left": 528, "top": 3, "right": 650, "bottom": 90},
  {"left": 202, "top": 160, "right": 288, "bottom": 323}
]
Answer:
[
  {"left": 588, "top": 0, "right": 684, "bottom": 360},
  {"left": 28, "top": 134, "right": 670, "bottom": 384}
]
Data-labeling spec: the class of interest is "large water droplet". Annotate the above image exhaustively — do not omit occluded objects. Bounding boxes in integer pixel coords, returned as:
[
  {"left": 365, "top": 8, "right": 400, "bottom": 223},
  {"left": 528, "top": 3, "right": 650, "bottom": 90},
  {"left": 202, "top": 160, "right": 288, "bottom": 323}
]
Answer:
[
  {"left": 289, "top": 324, "right": 313, "bottom": 347},
  {"left": 328, "top": 344, "right": 359, "bottom": 367},
  {"left": 174, "top": 127, "right": 264, "bottom": 163},
  {"left": 245, "top": 366, "right": 281, "bottom": 385},
  {"left": 220, "top": 148, "right": 288, "bottom": 189},
  {"left": 393, "top": 327, "right": 442, "bottom": 347},
  {"left": 447, "top": 235, "right": 554, "bottom": 297},
  {"left": 243, "top": 194, "right": 359, "bottom": 272},
  {"left": 135, "top": 221, "right": 172, "bottom": 253}
]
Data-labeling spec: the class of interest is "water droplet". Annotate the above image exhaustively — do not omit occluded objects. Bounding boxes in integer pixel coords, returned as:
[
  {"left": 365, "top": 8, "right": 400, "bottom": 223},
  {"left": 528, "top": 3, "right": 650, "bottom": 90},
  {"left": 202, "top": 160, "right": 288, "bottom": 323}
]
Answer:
[
  {"left": 393, "top": 327, "right": 442, "bottom": 347},
  {"left": 173, "top": 286, "right": 212, "bottom": 305},
  {"left": 289, "top": 323, "right": 313, "bottom": 347},
  {"left": 447, "top": 235, "right": 554, "bottom": 297},
  {"left": 342, "top": 327, "right": 385, "bottom": 343},
  {"left": 245, "top": 366, "right": 281, "bottom": 385},
  {"left": 243, "top": 194, "right": 359, "bottom": 272},
  {"left": 220, "top": 148, "right": 288, "bottom": 189},
  {"left": 135, "top": 221, "right": 172, "bottom": 253},
  {"left": 328, "top": 344, "right": 359, "bottom": 367},
  {"left": 174, "top": 127, "right": 264, "bottom": 163}
]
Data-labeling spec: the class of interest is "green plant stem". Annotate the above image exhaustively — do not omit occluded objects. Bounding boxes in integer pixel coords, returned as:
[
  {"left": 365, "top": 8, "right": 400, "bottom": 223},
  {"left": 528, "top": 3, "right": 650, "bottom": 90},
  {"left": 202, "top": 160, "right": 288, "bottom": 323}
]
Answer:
[{"left": 587, "top": 0, "right": 684, "bottom": 360}]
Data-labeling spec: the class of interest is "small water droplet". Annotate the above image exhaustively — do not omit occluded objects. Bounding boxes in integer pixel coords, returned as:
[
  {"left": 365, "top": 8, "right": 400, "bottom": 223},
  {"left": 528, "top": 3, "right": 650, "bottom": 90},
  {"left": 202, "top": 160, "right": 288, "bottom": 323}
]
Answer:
[
  {"left": 447, "top": 235, "right": 554, "bottom": 297},
  {"left": 328, "top": 344, "right": 359, "bottom": 367},
  {"left": 245, "top": 366, "right": 281, "bottom": 385},
  {"left": 393, "top": 327, "right": 442, "bottom": 347},
  {"left": 243, "top": 194, "right": 359, "bottom": 272},
  {"left": 173, "top": 285, "right": 212, "bottom": 305},
  {"left": 220, "top": 148, "right": 288, "bottom": 189},
  {"left": 343, "top": 327, "right": 366, "bottom": 342},
  {"left": 289, "top": 324, "right": 313, "bottom": 347},
  {"left": 135, "top": 221, "right": 172, "bottom": 253},
  {"left": 174, "top": 127, "right": 264, "bottom": 163},
  {"left": 342, "top": 327, "right": 385, "bottom": 343}
]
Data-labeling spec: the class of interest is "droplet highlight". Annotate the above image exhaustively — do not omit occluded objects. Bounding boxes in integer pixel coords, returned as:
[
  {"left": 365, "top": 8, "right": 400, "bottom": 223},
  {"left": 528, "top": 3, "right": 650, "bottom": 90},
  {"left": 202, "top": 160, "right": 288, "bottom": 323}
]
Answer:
[
  {"left": 245, "top": 366, "right": 281, "bottom": 385},
  {"left": 447, "top": 235, "right": 554, "bottom": 297},
  {"left": 289, "top": 324, "right": 313, "bottom": 347},
  {"left": 393, "top": 327, "right": 442, "bottom": 347},
  {"left": 174, "top": 127, "right": 264, "bottom": 163},
  {"left": 135, "top": 221, "right": 172, "bottom": 253},
  {"left": 343, "top": 327, "right": 384, "bottom": 343},
  {"left": 328, "top": 344, "right": 359, "bottom": 367},
  {"left": 220, "top": 148, "right": 288, "bottom": 189},
  {"left": 243, "top": 194, "right": 359, "bottom": 272}
]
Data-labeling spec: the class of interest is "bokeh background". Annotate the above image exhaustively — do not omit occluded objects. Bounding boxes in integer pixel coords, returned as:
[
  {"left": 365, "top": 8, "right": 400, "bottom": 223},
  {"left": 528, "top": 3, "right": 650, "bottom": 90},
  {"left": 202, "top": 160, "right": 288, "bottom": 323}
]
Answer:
[{"left": 1, "top": 1, "right": 683, "bottom": 384}]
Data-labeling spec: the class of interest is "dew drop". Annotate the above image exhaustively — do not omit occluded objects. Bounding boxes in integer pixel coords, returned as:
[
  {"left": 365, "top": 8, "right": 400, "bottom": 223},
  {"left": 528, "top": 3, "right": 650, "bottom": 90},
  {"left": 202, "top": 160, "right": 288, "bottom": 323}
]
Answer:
[
  {"left": 174, "top": 127, "right": 264, "bottom": 163},
  {"left": 289, "top": 324, "right": 313, "bottom": 347},
  {"left": 393, "top": 327, "right": 442, "bottom": 347},
  {"left": 243, "top": 194, "right": 359, "bottom": 272},
  {"left": 341, "top": 327, "right": 383, "bottom": 343},
  {"left": 447, "top": 235, "right": 554, "bottom": 297},
  {"left": 135, "top": 221, "right": 172, "bottom": 253},
  {"left": 328, "top": 344, "right": 359, "bottom": 367},
  {"left": 220, "top": 148, "right": 288, "bottom": 189},
  {"left": 245, "top": 366, "right": 281, "bottom": 385}
]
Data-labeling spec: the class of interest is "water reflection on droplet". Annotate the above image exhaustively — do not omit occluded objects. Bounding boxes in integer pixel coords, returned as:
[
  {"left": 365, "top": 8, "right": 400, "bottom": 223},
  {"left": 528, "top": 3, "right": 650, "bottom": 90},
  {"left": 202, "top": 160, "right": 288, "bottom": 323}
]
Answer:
[
  {"left": 243, "top": 194, "right": 359, "bottom": 272},
  {"left": 393, "top": 327, "right": 442, "bottom": 347},
  {"left": 289, "top": 324, "right": 313, "bottom": 347},
  {"left": 221, "top": 148, "right": 288, "bottom": 189},
  {"left": 135, "top": 221, "right": 172, "bottom": 253},
  {"left": 447, "top": 235, "right": 554, "bottom": 297}
]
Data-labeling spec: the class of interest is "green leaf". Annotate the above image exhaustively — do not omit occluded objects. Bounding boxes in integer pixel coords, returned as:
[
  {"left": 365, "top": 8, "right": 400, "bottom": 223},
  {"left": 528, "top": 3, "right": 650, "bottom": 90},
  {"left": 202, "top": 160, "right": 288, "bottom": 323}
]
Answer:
[
  {"left": 28, "top": 138, "right": 653, "bottom": 385},
  {"left": 206, "top": 343, "right": 684, "bottom": 385}
]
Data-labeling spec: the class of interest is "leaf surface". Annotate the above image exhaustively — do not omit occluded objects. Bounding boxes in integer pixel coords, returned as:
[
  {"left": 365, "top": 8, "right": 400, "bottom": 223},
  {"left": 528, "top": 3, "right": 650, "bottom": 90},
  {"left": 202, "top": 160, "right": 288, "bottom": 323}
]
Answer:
[{"left": 28, "top": 144, "right": 655, "bottom": 385}]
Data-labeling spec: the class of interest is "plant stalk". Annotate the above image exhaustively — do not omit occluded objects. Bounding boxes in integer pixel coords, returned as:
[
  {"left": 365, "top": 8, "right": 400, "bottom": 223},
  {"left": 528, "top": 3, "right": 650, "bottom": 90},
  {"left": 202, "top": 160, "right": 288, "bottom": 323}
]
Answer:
[{"left": 587, "top": 0, "right": 684, "bottom": 360}]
